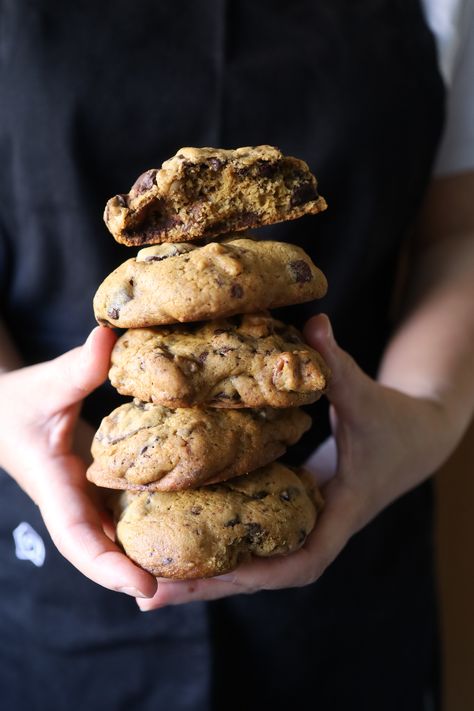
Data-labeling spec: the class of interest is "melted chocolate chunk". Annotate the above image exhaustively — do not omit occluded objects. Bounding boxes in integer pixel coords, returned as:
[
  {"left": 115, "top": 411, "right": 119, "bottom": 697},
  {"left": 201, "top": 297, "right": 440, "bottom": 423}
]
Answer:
[
  {"left": 289, "top": 259, "right": 313, "bottom": 283},
  {"left": 197, "top": 350, "right": 208, "bottom": 363},
  {"left": 290, "top": 181, "right": 319, "bottom": 207},
  {"left": 279, "top": 490, "right": 291, "bottom": 502},
  {"left": 162, "top": 557, "right": 174, "bottom": 565},
  {"left": 132, "top": 169, "right": 157, "bottom": 195},
  {"left": 256, "top": 159, "right": 281, "bottom": 179}
]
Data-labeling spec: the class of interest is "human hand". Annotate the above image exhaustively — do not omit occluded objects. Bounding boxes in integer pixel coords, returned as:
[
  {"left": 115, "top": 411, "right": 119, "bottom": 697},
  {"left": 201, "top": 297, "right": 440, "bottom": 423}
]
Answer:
[
  {"left": 0, "top": 328, "right": 157, "bottom": 599},
  {"left": 137, "top": 314, "right": 454, "bottom": 610}
]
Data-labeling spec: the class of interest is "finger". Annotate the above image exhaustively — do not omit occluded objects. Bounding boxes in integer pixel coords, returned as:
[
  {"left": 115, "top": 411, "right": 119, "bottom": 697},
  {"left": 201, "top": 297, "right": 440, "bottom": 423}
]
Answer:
[
  {"left": 303, "top": 314, "right": 374, "bottom": 420},
  {"left": 34, "top": 327, "right": 117, "bottom": 415},
  {"left": 136, "top": 559, "right": 295, "bottom": 611},
  {"left": 137, "top": 551, "right": 318, "bottom": 610},
  {"left": 138, "top": 483, "right": 360, "bottom": 609},
  {"left": 38, "top": 455, "right": 157, "bottom": 598},
  {"left": 136, "top": 578, "right": 248, "bottom": 611}
]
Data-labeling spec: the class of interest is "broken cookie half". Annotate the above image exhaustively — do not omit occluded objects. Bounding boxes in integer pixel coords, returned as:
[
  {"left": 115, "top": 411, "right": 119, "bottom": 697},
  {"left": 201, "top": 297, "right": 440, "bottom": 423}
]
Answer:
[{"left": 104, "top": 145, "right": 327, "bottom": 246}]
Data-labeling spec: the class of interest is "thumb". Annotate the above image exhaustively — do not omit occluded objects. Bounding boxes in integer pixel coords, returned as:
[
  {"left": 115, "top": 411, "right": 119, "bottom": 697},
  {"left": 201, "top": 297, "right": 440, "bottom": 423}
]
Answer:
[
  {"left": 303, "top": 314, "right": 374, "bottom": 421},
  {"left": 33, "top": 327, "right": 117, "bottom": 415}
]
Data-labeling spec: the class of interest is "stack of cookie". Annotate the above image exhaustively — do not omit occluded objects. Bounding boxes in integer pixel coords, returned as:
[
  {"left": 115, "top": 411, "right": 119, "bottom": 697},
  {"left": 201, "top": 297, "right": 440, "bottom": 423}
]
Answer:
[{"left": 88, "top": 146, "right": 329, "bottom": 580}]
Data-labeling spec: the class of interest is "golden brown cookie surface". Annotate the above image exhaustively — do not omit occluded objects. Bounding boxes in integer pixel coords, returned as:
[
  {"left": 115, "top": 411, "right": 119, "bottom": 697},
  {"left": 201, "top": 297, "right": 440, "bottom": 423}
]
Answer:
[
  {"left": 104, "top": 145, "right": 327, "bottom": 246},
  {"left": 113, "top": 462, "right": 323, "bottom": 579},
  {"left": 109, "top": 313, "right": 330, "bottom": 408},
  {"left": 93, "top": 238, "right": 327, "bottom": 328},
  {"left": 87, "top": 400, "right": 311, "bottom": 491}
]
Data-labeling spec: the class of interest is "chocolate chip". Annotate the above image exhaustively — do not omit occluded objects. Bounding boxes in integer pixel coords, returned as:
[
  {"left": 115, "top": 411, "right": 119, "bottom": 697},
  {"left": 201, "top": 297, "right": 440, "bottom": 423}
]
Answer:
[
  {"left": 290, "top": 181, "right": 319, "bottom": 207},
  {"left": 252, "top": 491, "right": 268, "bottom": 500},
  {"left": 214, "top": 391, "right": 241, "bottom": 402},
  {"left": 107, "top": 307, "right": 120, "bottom": 320},
  {"left": 281, "top": 486, "right": 300, "bottom": 502},
  {"left": 145, "top": 254, "right": 167, "bottom": 262},
  {"left": 139, "top": 445, "right": 149, "bottom": 456},
  {"left": 289, "top": 259, "right": 313, "bottom": 283},
  {"left": 191, "top": 505, "right": 202, "bottom": 516},
  {"left": 217, "top": 346, "right": 235, "bottom": 356},
  {"left": 208, "top": 157, "right": 226, "bottom": 171},
  {"left": 116, "top": 194, "right": 127, "bottom": 208},
  {"left": 235, "top": 165, "right": 252, "bottom": 178},
  {"left": 162, "top": 557, "right": 174, "bottom": 565},
  {"left": 245, "top": 522, "right": 264, "bottom": 542},
  {"left": 224, "top": 516, "right": 241, "bottom": 527},
  {"left": 197, "top": 350, "right": 208, "bottom": 364},
  {"left": 132, "top": 169, "right": 157, "bottom": 195},
  {"left": 230, "top": 284, "right": 243, "bottom": 298},
  {"left": 256, "top": 159, "right": 280, "bottom": 179}
]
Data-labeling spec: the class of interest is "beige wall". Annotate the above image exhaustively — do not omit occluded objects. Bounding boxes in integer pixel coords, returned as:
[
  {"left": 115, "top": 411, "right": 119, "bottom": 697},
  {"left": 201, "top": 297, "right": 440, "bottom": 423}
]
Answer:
[{"left": 436, "top": 421, "right": 474, "bottom": 711}]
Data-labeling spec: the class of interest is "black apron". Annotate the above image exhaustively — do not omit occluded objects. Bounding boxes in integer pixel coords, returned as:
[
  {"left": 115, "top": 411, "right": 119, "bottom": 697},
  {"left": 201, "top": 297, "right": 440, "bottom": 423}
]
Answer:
[{"left": 0, "top": 2, "right": 444, "bottom": 709}]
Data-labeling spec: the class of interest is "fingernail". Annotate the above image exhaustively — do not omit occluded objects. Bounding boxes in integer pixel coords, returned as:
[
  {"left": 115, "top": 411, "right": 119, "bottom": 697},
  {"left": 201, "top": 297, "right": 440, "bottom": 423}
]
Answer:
[
  {"left": 322, "top": 314, "right": 334, "bottom": 342},
  {"left": 118, "top": 586, "right": 149, "bottom": 598},
  {"left": 214, "top": 573, "right": 235, "bottom": 582},
  {"left": 87, "top": 326, "right": 101, "bottom": 349}
]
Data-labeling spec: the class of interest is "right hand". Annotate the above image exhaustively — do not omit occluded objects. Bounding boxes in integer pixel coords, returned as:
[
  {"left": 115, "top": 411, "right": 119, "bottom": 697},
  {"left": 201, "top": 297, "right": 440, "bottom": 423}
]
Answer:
[{"left": 0, "top": 327, "right": 157, "bottom": 599}]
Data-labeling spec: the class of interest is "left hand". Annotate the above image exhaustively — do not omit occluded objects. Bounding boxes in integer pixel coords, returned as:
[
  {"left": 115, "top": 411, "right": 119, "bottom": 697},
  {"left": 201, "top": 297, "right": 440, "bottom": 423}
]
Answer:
[{"left": 137, "top": 314, "right": 454, "bottom": 611}]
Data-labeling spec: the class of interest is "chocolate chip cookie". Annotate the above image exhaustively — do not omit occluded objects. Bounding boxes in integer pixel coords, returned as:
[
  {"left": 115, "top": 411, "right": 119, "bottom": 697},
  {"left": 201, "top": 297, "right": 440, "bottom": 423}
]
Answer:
[
  {"left": 113, "top": 462, "right": 323, "bottom": 579},
  {"left": 109, "top": 313, "right": 330, "bottom": 408},
  {"left": 87, "top": 400, "right": 311, "bottom": 491},
  {"left": 104, "top": 145, "right": 327, "bottom": 246},
  {"left": 93, "top": 237, "right": 327, "bottom": 328}
]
